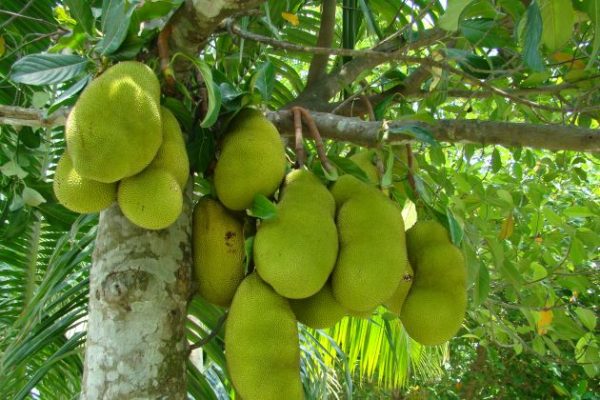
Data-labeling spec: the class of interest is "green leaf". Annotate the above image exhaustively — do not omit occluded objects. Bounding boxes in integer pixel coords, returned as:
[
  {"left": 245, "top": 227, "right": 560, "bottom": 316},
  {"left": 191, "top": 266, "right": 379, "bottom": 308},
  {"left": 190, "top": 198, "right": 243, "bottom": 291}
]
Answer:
[
  {"left": 64, "top": 0, "right": 95, "bottom": 35},
  {"left": 251, "top": 61, "right": 275, "bottom": 102},
  {"left": 491, "top": 148, "right": 502, "bottom": 172},
  {"left": 574, "top": 308, "right": 597, "bottom": 331},
  {"left": 358, "top": 0, "right": 383, "bottom": 39},
  {"left": 1, "top": 160, "right": 28, "bottom": 179},
  {"left": 522, "top": 2, "right": 544, "bottom": 71},
  {"left": 388, "top": 124, "right": 439, "bottom": 147},
  {"left": 539, "top": 0, "right": 574, "bottom": 52},
  {"left": 96, "top": 0, "right": 137, "bottom": 55},
  {"left": 584, "top": 0, "right": 600, "bottom": 69},
  {"left": 473, "top": 264, "right": 490, "bottom": 306},
  {"left": 135, "top": 0, "right": 175, "bottom": 21},
  {"left": 459, "top": 18, "right": 512, "bottom": 48},
  {"left": 9, "top": 54, "right": 91, "bottom": 85},
  {"left": 22, "top": 187, "right": 46, "bottom": 207},
  {"left": 564, "top": 206, "right": 594, "bottom": 218},
  {"left": 327, "top": 156, "right": 370, "bottom": 183},
  {"left": 248, "top": 194, "right": 277, "bottom": 220},
  {"left": 438, "top": 0, "right": 473, "bottom": 31}
]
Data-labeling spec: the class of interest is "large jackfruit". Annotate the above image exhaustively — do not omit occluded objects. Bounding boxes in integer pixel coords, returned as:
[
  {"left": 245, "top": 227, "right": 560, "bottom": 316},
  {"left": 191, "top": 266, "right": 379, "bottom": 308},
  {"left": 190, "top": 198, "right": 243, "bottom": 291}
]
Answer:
[
  {"left": 400, "top": 221, "right": 467, "bottom": 345},
  {"left": 192, "top": 197, "right": 245, "bottom": 307},
  {"left": 289, "top": 282, "right": 347, "bottom": 329},
  {"left": 214, "top": 109, "right": 286, "bottom": 210},
  {"left": 254, "top": 169, "right": 338, "bottom": 299},
  {"left": 148, "top": 107, "right": 189, "bottom": 189},
  {"left": 66, "top": 61, "right": 162, "bottom": 183},
  {"left": 118, "top": 168, "right": 182, "bottom": 230},
  {"left": 53, "top": 153, "right": 117, "bottom": 213},
  {"left": 225, "top": 273, "right": 303, "bottom": 400},
  {"left": 331, "top": 176, "right": 408, "bottom": 312}
]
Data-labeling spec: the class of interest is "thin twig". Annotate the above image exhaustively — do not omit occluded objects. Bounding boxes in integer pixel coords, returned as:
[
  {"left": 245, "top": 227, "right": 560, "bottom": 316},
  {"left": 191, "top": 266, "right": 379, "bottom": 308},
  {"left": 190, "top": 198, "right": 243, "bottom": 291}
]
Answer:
[
  {"left": 292, "top": 107, "right": 305, "bottom": 168},
  {"left": 189, "top": 312, "right": 228, "bottom": 350},
  {"left": 296, "top": 107, "right": 335, "bottom": 174}
]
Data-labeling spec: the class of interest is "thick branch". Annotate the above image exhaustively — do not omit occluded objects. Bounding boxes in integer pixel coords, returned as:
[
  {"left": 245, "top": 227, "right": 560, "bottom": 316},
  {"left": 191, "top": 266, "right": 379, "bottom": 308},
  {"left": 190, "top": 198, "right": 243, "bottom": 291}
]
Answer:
[
  {"left": 2, "top": 105, "right": 598, "bottom": 151},
  {"left": 306, "top": 0, "right": 337, "bottom": 87},
  {"left": 169, "top": 0, "right": 265, "bottom": 56},
  {"left": 267, "top": 110, "right": 600, "bottom": 152}
]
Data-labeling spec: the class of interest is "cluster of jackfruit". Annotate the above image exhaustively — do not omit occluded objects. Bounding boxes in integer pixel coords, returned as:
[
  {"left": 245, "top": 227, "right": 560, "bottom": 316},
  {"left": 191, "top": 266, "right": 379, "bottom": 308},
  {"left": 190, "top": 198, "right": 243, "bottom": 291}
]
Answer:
[
  {"left": 53, "top": 61, "right": 189, "bottom": 230},
  {"left": 191, "top": 112, "right": 467, "bottom": 399}
]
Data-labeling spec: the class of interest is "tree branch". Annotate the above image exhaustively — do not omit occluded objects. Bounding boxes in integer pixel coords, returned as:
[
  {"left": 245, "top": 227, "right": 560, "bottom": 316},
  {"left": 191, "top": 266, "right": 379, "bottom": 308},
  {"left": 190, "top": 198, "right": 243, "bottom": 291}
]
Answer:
[
  {"left": 306, "top": 0, "right": 337, "bottom": 87},
  {"left": 168, "top": 0, "right": 265, "bottom": 57},
  {"left": 2, "top": 105, "right": 598, "bottom": 152},
  {"left": 266, "top": 110, "right": 600, "bottom": 152}
]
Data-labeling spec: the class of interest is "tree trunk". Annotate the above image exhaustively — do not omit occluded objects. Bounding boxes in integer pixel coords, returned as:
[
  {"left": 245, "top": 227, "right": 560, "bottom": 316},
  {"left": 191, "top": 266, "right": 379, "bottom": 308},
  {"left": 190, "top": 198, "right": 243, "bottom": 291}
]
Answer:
[{"left": 81, "top": 201, "right": 192, "bottom": 399}]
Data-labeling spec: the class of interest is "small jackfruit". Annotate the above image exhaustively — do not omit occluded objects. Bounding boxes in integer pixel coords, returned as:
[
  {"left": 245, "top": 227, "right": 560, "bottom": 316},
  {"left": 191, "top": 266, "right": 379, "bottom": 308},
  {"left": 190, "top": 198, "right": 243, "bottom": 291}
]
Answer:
[
  {"left": 225, "top": 273, "right": 303, "bottom": 400},
  {"left": 331, "top": 186, "right": 408, "bottom": 312},
  {"left": 53, "top": 153, "right": 117, "bottom": 213},
  {"left": 192, "top": 197, "right": 245, "bottom": 307},
  {"left": 400, "top": 225, "right": 467, "bottom": 345},
  {"left": 255, "top": 169, "right": 338, "bottom": 299},
  {"left": 148, "top": 107, "right": 189, "bottom": 189},
  {"left": 383, "top": 261, "right": 414, "bottom": 314},
  {"left": 330, "top": 174, "right": 370, "bottom": 208},
  {"left": 214, "top": 109, "right": 286, "bottom": 210},
  {"left": 66, "top": 61, "right": 162, "bottom": 183},
  {"left": 289, "top": 282, "right": 347, "bottom": 329},
  {"left": 350, "top": 149, "right": 380, "bottom": 184},
  {"left": 118, "top": 168, "right": 182, "bottom": 230}
]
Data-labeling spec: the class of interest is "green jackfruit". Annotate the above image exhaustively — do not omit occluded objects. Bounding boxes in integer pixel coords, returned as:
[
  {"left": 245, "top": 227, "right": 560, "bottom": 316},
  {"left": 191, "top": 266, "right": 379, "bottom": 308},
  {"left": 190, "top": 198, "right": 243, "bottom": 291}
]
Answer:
[
  {"left": 289, "top": 282, "right": 347, "bottom": 329},
  {"left": 192, "top": 197, "right": 245, "bottom": 307},
  {"left": 400, "top": 226, "right": 467, "bottom": 345},
  {"left": 53, "top": 153, "right": 117, "bottom": 213},
  {"left": 383, "top": 261, "right": 414, "bottom": 314},
  {"left": 331, "top": 185, "right": 408, "bottom": 312},
  {"left": 405, "top": 220, "right": 450, "bottom": 266},
  {"left": 148, "top": 107, "right": 189, "bottom": 189},
  {"left": 330, "top": 174, "right": 370, "bottom": 208},
  {"left": 350, "top": 149, "right": 379, "bottom": 184},
  {"left": 118, "top": 168, "right": 182, "bottom": 230},
  {"left": 255, "top": 169, "right": 338, "bottom": 299},
  {"left": 214, "top": 109, "right": 286, "bottom": 210},
  {"left": 66, "top": 61, "right": 162, "bottom": 183},
  {"left": 225, "top": 273, "right": 303, "bottom": 400}
]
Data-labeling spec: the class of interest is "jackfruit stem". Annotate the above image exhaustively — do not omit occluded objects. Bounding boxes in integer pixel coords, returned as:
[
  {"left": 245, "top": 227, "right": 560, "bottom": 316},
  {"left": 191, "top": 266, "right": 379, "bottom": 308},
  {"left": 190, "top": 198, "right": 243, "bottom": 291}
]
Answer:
[
  {"left": 296, "top": 107, "right": 335, "bottom": 174},
  {"left": 189, "top": 311, "right": 228, "bottom": 351},
  {"left": 292, "top": 107, "right": 305, "bottom": 168},
  {"left": 158, "top": 24, "right": 176, "bottom": 94}
]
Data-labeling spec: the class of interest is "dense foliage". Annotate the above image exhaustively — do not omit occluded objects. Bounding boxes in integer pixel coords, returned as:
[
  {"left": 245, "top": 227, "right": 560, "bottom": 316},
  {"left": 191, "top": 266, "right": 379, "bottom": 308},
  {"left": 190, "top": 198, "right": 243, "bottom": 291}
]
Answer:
[{"left": 1, "top": 0, "right": 598, "bottom": 399}]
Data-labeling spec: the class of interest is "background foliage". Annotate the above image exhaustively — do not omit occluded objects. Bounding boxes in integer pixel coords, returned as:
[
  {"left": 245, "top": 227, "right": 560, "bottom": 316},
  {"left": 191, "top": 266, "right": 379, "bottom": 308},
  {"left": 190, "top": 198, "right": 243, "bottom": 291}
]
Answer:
[{"left": 1, "top": 0, "right": 598, "bottom": 399}]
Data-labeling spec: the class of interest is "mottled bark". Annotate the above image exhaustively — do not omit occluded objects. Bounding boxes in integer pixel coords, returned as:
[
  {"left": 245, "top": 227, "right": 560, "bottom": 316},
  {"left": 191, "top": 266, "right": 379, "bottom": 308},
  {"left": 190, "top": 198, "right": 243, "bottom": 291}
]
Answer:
[{"left": 81, "top": 201, "right": 192, "bottom": 400}]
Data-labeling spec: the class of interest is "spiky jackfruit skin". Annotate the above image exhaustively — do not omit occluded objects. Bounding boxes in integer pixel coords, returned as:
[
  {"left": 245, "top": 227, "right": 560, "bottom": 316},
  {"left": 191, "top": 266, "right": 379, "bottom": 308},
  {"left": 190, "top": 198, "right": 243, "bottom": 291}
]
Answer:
[
  {"left": 331, "top": 187, "right": 408, "bottom": 312},
  {"left": 405, "top": 220, "right": 450, "bottom": 266},
  {"left": 330, "top": 174, "right": 370, "bottom": 208},
  {"left": 53, "top": 153, "right": 117, "bottom": 213},
  {"left": 192, "top": 197, "right": 245, "bottom": 307},
  {"left": 66, "top": 61, "right": 162, "bottom": 183},
  {"left": 225, "top": 273, "right": 303, "bottom": 400},
  {"left": 383, "top": 261, "right": 414, "bottom": 314},
  {"left": 118, "top": 168, "right": 182, "bottom": 230},
  {"left": 400, "top": 225, "right": 467, "bottom": 346},
  {"left": 214, "top": 109, "right": 286, "bottom": 210},
  {"left": 254, "top": 169, "right": 338, "bottom": 299},
  {"left": 289, "top": 282, "right": 347, "bottom": 329},
  {"left": 350, "top": 150, "right": 379, "bottom": 184},
  {"left": 148, "top": 107, "right": 189, "bottom": 189}
]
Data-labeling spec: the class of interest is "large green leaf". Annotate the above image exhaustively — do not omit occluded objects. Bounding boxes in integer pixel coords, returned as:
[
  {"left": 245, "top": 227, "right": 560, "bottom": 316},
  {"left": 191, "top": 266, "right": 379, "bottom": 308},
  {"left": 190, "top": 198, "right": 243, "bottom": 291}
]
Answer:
[{"left": 9, "top": 54, "right": 92, "bottom": 85}]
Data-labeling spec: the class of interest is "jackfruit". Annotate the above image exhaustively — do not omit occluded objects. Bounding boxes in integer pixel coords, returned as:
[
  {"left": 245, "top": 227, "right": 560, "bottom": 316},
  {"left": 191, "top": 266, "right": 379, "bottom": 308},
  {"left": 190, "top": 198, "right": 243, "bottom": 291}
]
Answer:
[
  {"left": 254, "top": 169, "right": 338, "bottom": 299},
  {"left": 331, "top": 184, "right": 408, "bottom": 312},
  {"left": 383, "top": 261, "right": 414, "bottom": 314},
  {"left": 148, "top": 107, "right": 189, "bottom": 189},
  {"left": 350, "top": 149, "right": 379, "bottom": 184},
  {"left": 405, "top": 220, "right": 450, "bottom": 266},
  {"left": 53, "top": 152, "right": 117, "bottom": 213},
  {"left": 289, "top": 282, "right": 347, "bottom": 329},
  {"left": 400, "top": 225, "right": 467, "bottom": 346},
  {"left": 192, "top": 197, "right": 245, "bottom": 307},
  {"left": 225, "top": 273, "right": 303, "bottom": 400},
  {"left": 118, "top": 168, "right": 182, "bottom": 230},
  {"left": 214, "top": 109, "right": 286, "bottom": 210},
  {"left": 330, "top": 174, "right": 370, "bottom": 208},
  {"left": 66, "top": 61, "right": 162, "bottom": 183}
]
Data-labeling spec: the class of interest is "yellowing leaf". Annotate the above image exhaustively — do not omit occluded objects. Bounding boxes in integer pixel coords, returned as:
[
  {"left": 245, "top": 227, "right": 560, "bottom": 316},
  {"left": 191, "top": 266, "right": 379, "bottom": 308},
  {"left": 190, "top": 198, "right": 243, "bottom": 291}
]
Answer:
[
  {"left": 0, "top": 36, "right": 5, "bottom": 58},
  {"left": 281, "top": 12, "right": 299, "bottom": 26},
  {"left": 537, "top": 309, "right": 553, "bottom": 335},
  {"left": 534, "top": 234, "right": 543, "bottom": 244},
  {"left": 499, "top": 213, "right": 514, "bottom": 240},
  {"left": 551, "top": 52, "right": 585, "bottom": 70},
  {"left": 540, "top": 0, "right": 575, "bottom": 51}
]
